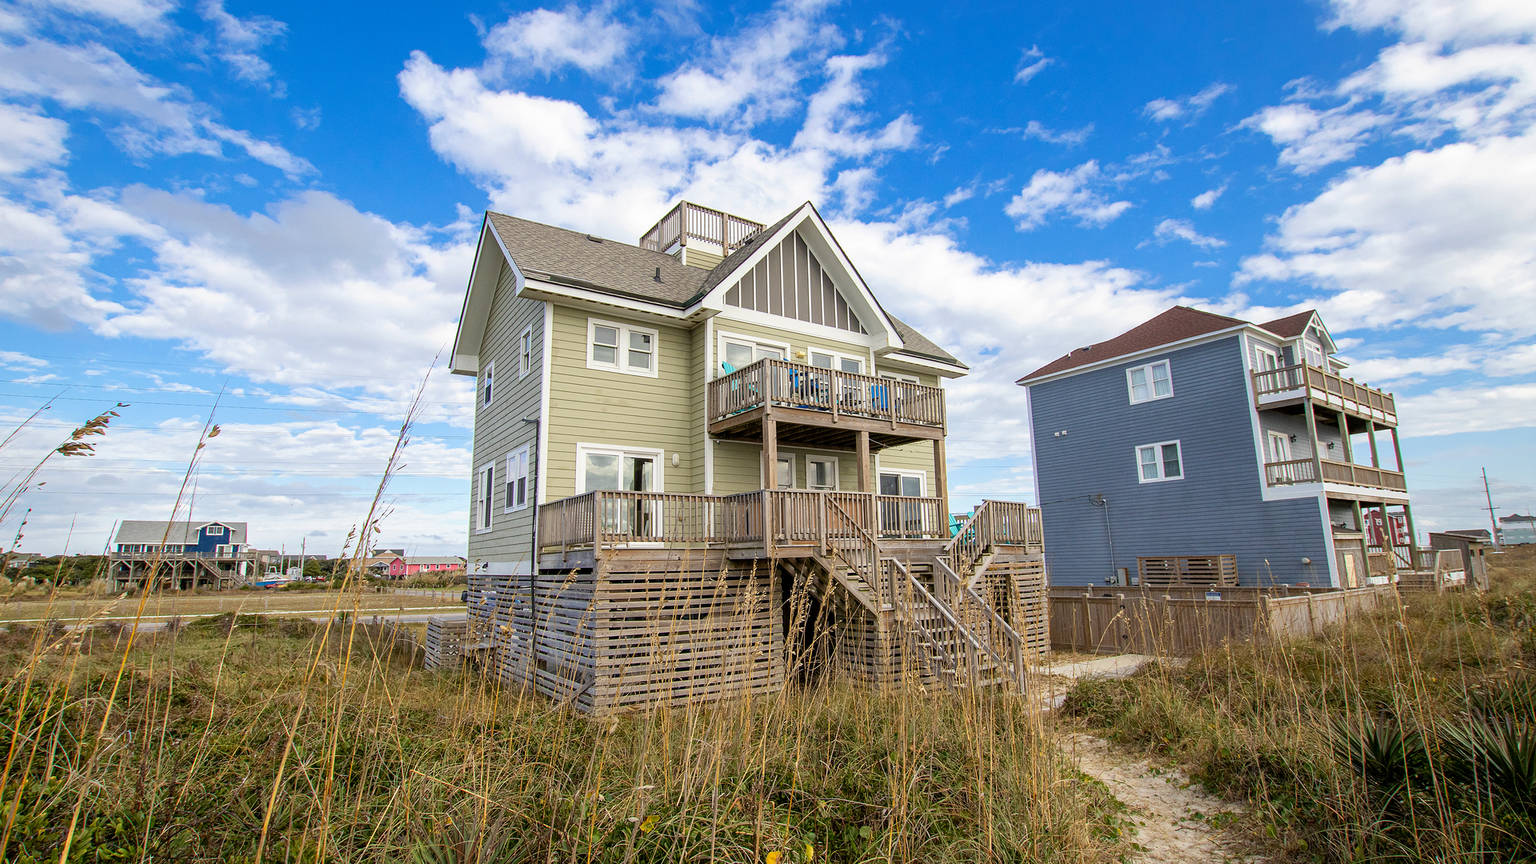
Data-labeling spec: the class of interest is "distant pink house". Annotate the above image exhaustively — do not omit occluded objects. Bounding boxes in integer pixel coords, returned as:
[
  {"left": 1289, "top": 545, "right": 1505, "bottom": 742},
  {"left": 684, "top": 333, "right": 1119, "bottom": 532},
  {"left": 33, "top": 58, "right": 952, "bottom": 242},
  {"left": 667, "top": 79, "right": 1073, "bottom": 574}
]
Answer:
[{"left": 384, "top": 555, "right": 467, "bottom": 579}]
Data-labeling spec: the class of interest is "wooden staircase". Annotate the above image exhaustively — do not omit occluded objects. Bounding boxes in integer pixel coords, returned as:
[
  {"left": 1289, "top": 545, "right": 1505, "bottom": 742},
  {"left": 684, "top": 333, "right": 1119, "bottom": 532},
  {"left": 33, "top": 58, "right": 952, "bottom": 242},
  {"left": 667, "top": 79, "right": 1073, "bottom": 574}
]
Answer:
[{"left": 811, "top": 498, "right": 1029, "bottom": 693}]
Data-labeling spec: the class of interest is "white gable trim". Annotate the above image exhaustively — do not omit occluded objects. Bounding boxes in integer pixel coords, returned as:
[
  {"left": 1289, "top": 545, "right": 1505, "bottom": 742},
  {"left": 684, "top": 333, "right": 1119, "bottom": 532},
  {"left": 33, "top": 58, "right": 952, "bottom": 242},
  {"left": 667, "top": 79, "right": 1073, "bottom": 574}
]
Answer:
[
  {"left": 693, "top": 204, "right": 902, "bottom": 350},
  {"left": 451, "top": 219, "right": 524, "bottom": 376}
]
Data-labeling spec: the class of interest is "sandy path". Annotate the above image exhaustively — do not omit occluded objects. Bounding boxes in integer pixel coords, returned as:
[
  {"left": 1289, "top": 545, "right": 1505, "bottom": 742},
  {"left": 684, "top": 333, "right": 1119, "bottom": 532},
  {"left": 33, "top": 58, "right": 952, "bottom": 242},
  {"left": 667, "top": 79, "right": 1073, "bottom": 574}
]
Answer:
[{"left": 1065, "top": 732, "right": 1260, "bottom": 864}]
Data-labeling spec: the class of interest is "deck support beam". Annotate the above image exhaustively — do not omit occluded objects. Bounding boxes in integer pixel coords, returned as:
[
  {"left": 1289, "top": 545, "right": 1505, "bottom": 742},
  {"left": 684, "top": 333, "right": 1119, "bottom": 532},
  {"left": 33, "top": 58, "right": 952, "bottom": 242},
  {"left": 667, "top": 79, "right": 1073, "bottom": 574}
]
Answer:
[
  {"left": 856, "top": 430, "right": 871, "bottom": 493},
  {"left": 933, "top": 438, "right": 948, "bottom": 524},
  {"left": 761, "top": 417, "right": 778, "bottom": 489},
  {"left": 1365, "top": 419, "right": 1380, "bottom": 468},
  {"left": 1303, "top": 397, "right": 1324, "bottom": 484}
]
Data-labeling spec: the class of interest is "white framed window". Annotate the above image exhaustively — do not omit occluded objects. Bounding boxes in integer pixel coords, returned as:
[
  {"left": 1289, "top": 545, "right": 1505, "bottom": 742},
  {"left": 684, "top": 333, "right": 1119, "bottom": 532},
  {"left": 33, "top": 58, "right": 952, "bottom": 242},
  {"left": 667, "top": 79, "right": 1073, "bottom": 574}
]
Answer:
[
  {"left": 504, "top": 446, "right": 530, "bottom": 512},
  {"left": 1126, "top": 360, "right": 1173, "bottom": 404},
  {"left": 576, "top": 443, "right": 664, "bottom": 493},
  {"left": 475, "top": 463, "right": 495, "bottom": 533},
  {"left": 775, "top": 454, "right": 795, "bottom": 489},
  {"left": 215, "top": 544, "right": 234, "bottom": 557},
  {"left": 717, "top": 332, "right": 788, "bottom": 376},
  {"left": 204, "top": 524, "right": 226, "bottom": 536},
  {"left": 1254, "top": 344, "right": 1279, "bottom": 372},
  {"left": 1136, "top": 440, "right": 1184, "bottom": 483},
  {"left": 878, "top": 469, "right": 925, "bottom": 498},
  {"left": 1266, "top": 431, "right": 1291, "bottom": 463},
  {"left": 1303, "top": 337, "right": 1325, "bottom": 368},
  {"left": 807, "top": 455, "right": 839, "bottom": 490},
  {"left": 588, "top": 318, "right": 658, "bottom": 377},
  {"left": 809, "top": 349, "right": 864, "bottom": 374},
  {"left": 518, "top": 326, "right": 533, "bottom": 378},
  {"left": 481, "top": 360, "right": 495, "bottom": 407},
  {"left": 879, "top": 371, "right": 920, "bottom": 384}
]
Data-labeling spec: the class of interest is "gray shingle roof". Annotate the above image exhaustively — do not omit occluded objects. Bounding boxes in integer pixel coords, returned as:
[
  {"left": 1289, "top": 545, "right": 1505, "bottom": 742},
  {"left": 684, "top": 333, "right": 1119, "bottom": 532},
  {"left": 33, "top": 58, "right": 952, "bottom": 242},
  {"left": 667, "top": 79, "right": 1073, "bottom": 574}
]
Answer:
[
  {"left": 485, "top": 206, "right": 963, "bottom": 367},
  {"left": 113, "top": 520, "right": 248, "bottom": 545}
]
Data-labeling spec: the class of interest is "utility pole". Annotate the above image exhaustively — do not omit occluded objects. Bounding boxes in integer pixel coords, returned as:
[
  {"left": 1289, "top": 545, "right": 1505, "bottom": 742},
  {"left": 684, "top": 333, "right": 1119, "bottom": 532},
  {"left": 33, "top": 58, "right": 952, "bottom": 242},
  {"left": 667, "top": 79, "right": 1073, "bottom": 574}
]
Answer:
[{"left": 1482, "top": 467, "right": 1500, "bottom": 549}]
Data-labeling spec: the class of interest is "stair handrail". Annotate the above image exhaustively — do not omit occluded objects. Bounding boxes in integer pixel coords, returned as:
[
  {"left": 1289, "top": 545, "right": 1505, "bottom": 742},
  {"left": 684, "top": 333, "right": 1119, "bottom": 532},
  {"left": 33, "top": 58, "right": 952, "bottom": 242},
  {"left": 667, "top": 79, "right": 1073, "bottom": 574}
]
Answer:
[
  {"left": 885, "top": 558, "right": 961, "bottom": 687},
  {"left": 825, "top": 495, "right": 887, "bottom": 605},
  {"left": 896, "top": 563, "right": 992, "bottom": 685},
  {"left": 944, "top": 501, "right": 992, "bottom": 574},
  {"left": 933, "top": 557, "right": 1022, "bottom": 691},
  {"left": 959, "top": 582, "right": 1027, "bottom": 693}
]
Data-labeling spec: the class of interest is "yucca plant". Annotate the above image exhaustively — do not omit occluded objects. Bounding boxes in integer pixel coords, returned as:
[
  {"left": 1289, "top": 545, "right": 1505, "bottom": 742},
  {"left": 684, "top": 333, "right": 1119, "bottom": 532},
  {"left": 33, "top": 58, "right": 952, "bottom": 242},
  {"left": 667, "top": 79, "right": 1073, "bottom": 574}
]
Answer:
[
  {"left": 1439, "top": 714, "right": 1536, "bottom": 853},
  {"left": 1330, "top": 712, "right": 1429, "bottom": 805}
]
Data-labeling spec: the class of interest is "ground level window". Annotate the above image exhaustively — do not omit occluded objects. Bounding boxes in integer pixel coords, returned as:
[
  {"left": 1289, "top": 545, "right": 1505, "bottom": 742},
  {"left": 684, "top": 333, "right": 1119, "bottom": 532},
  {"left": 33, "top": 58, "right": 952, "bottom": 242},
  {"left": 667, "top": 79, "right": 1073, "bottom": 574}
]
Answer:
[
  {"left": 807, "top": 456, "right": 838, "bottom": 490},
  {"left": 776, "top": 454, "right": 795, "bottom": 488},
  {"left": 1136, "top": 441, "right": 1183, "bottom": 483}
]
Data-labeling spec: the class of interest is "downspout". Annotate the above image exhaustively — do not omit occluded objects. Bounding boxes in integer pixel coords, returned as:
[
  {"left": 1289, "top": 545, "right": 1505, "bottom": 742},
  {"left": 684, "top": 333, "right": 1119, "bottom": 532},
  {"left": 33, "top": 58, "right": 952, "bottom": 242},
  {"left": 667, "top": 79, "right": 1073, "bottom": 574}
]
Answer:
[
  {"left": 521, "top": 416, "right": 540, "bottom": 693},
  {"left": 1092, "top": 494, "right": 1117, "bottom": 585}
]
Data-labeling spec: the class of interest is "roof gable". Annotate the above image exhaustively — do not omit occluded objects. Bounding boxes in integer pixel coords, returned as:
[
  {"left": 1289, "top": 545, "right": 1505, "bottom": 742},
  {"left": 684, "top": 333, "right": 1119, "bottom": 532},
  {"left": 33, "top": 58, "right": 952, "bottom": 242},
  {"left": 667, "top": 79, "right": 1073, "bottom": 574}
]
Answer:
[
  {"left": 1018, "top": 306, "right": 1245, "bottom": 383},
  {"left": 719, "top": 227, "right": 869, "bottom": 335}
]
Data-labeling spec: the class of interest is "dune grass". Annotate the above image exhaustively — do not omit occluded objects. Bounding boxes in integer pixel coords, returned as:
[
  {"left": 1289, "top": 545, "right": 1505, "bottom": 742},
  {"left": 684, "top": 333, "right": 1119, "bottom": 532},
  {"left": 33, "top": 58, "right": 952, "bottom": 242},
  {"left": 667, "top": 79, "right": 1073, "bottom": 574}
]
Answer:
[{"left": 1062, "top": 545, "right": 1536, "bottom": 862}]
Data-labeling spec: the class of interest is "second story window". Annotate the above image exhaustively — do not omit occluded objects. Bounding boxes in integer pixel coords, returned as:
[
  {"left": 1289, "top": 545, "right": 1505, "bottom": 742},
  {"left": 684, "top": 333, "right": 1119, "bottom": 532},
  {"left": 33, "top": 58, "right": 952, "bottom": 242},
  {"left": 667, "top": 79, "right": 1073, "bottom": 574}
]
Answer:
[
  {"left": 1136, "top": 441, "right": 1184, "bottom": 483},
  {"left": 504, "top": 446, "right": 529, "bottom": 512},
  {"left": 481, "top": 361, "right": 494, "bottom": 407},
  {"left": 518, "top": 326, "right": 533, "bottom": 378},
  {"left": 1127, "top": 360, "right": 1173, "bottom": 404},
  {"left": 588, "top": 318, "right": 658, "bottom": 377},
  {"left": 476, "top": 463, "right": 494, "bottom": 533}
]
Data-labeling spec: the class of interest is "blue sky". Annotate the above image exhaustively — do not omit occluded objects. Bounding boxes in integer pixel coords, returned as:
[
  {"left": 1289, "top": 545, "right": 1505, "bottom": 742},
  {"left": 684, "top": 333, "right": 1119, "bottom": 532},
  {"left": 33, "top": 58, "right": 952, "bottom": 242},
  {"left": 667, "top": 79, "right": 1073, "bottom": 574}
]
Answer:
[{"left": 1, "top": 0, "right": 1533, "bottom": 556}]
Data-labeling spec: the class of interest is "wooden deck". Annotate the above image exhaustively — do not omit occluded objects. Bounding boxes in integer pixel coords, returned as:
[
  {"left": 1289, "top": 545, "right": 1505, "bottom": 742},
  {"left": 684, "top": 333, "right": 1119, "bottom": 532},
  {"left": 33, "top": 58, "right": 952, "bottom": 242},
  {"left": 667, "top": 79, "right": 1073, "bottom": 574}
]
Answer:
[
  {"left": 1252, "top": 363, "right": 1397, "bottom": 426},
  {"left": 1262, "top": 457, "right": 1408, "bottom": 493},
  {"left": 638, "top": 200, "right": 764, "bottom": 256},
  {"left": 469, "top": 492, "right": 1046, "bottom": 713},
  {"left": 707, "top": 358, "right": 946, "bottom": 448}
]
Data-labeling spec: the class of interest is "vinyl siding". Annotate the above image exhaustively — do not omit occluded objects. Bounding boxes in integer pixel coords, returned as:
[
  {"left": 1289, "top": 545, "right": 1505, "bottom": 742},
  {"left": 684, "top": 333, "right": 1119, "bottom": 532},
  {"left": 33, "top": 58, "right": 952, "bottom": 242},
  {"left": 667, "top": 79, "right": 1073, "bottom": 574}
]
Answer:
[
  {"left": 545, "top": 304, "right": 697, "bottom": 499},
  {"left": 1029, "top": 335, "right": 1333, "bottom": 587},
  {"left": 468, "top": 262, "right": 545, "bottom": 569},
  {"left": 713, "top": 441, "right": 865, "bottom": 493},
  {"left": 871, "top": 364, "right": 940, "bottom": 494}
]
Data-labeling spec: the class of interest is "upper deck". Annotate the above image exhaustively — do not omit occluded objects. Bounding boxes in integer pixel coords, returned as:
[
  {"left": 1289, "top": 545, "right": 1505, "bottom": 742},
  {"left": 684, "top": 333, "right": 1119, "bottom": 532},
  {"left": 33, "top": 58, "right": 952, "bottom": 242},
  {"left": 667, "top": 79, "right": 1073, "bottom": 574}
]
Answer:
[
  {"left": 708, "top": 357, "right": 946, "bottom": 449},
  {"left": 1252, "top": 363, "right": 1397, "bottom": 427}
]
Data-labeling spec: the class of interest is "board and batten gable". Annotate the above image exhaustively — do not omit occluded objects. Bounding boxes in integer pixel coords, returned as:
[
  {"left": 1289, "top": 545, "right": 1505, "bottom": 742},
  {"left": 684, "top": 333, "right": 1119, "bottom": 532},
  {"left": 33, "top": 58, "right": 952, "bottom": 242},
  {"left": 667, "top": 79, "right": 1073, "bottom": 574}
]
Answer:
[
  {"left": 544, "top": 303, "right": 698, "bottom": 500},
  {"left": 1029, "top": 334, "right": 1333, "bottom": 587},
  {"left": 468, "top": 261, "right": 546, "bottom": 572}
]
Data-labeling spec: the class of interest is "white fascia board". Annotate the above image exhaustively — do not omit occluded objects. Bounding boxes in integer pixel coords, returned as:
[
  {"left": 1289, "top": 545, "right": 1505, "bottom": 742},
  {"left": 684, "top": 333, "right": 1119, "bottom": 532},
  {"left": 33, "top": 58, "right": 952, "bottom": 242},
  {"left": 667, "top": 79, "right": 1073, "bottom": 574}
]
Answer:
[
  {"left": 518, "top": 277, "right": 690, "bottom": 325},
  {"left": 876, "top": 351, "right": 969, "bottom": 378},
  {"left": 451, "top": 219, "right": 522, "bottom": 376},
  {"left": 690, "top": 204, "right": 903, "bottom": 351},
  {"left": 1017, "top": 325, "right": 1250, "bottom": 388}
]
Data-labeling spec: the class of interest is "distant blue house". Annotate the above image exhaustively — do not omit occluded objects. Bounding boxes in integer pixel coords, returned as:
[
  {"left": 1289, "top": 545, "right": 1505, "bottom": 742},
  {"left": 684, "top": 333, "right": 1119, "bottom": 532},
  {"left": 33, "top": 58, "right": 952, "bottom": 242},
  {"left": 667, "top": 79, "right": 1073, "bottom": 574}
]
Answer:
[
  {"left": 1018, "top": 306, "right": 1419, "bottom": 588},
  {"left": 110, "top": 520, "right": 256, "bottom": 590}
]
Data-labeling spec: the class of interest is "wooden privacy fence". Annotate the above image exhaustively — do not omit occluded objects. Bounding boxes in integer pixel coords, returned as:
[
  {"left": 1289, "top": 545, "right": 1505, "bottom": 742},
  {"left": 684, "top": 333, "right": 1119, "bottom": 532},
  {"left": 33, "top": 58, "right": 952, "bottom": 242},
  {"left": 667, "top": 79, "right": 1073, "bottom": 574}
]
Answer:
[{"left": 1049, "top": 584, "right": 1397, "bottom": 655}]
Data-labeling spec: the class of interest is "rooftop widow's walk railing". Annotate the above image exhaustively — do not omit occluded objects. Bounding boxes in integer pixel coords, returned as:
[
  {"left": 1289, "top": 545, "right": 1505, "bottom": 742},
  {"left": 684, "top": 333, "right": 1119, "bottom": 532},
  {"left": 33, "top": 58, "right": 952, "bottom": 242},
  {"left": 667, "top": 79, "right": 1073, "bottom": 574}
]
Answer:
[
  {"left": 638, "top": 201, "right": 765, "bottom": 255},
  {"left": 707, "top": 357, "right": 946, "bottom": 429}
]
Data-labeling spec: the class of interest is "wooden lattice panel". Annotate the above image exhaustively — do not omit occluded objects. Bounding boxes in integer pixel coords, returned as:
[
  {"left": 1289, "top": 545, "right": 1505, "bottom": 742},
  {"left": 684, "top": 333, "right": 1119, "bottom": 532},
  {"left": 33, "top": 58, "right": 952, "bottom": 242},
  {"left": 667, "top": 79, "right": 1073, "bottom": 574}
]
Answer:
[{"left": 1137, "top": 555, "right": 1238, "bottom": 588}]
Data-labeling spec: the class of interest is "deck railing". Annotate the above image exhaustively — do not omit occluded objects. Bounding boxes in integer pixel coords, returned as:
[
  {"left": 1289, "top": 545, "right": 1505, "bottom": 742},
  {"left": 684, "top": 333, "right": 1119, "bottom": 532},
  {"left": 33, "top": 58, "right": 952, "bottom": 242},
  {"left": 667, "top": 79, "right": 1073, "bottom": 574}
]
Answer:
[
  {"left": 707, "top": 358, "right": 946, "bottom": 429},
  {"left": 637, "top": 201, "right": 765, "bottom": 255},
  {"left": 943, "top": 500, "right": 1046, "bottom": 575},
  {"left": 1263, "top": 457, "right": 1407, "bottom": 491},
  {"left": 537, "top": 489, "right": 1040, "bottom": 555},
  {"left": 1251, "top": 363, "right": 1396, "bottom": 419}
]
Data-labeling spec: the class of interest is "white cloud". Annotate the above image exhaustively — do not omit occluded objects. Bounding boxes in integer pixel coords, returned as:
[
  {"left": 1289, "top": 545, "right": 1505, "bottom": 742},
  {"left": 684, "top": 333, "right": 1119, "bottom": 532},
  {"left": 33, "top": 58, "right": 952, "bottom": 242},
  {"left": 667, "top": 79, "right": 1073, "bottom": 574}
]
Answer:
[
  {"left": 792, "top": 52, "right": 918, "bottom": 158},
  {"left": 1014, "top": 45, "right": 1051, "bottom": 85},
  {"left": 1398, "top": 382, "right": 1536, "bottom": 436},
  {"left": 0, "top": 350, "right": 45, "bottom": 369},
  {"left": 0, "top": 102, "right": 68, "bottom": 173},
  {"left": 24, "top": 0, "right": 175, "bottom": 35},
  {"left": 199, "top": 0, "right": 287, "bottom": 90},
  {"left": 1191, "top": 184, "right": 1225, "bottom": 209},
  {"left": 1020, "top": 120, "right": 1093, "bottom": 146},
  {"left": 1143, "top": 82, "right": 1231, "bottom": 122},
  {"left": 1235, "top": 130, "right": 1536, "bottom": 338},
  {"left": 483, "top": 5, "right": 631, "bottom": 75},
  {"left": 1003, "top": 161, "right": 1132, "bottom": 231},
  {"left": 0, "top": 38, "right": 312, "bottom": 176},
  {"left": 1151, "top": 217, "right": 1226, "bottom": 249},
  {"left": 1327, "top": 0, "right": 1536, "bottom": 45},
  {"left": 1241, "top": 102, "right": 1388, "bottom": 172},
  {"left": 653, "top": 0, "right": 838, "bottom": 122}
]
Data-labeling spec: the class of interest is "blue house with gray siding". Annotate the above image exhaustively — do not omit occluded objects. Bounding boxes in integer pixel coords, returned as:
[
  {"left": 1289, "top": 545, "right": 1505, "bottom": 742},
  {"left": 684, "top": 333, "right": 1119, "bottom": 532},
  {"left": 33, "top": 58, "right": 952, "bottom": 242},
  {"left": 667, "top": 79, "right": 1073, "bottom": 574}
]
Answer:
[{"left": 1018, "top": 306, "right": 1420, "bottom": 588}]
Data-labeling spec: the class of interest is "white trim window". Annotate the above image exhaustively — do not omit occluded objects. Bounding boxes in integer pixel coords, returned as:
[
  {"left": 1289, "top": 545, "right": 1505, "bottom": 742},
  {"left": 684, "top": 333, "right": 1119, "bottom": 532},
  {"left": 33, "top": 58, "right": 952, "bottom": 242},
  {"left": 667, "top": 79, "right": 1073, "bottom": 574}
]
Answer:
[
  {"left": 1136, "top": 441, "right": 1184, "bottom": 483},
  {"left": 576, "top": 443, "right": 664, "bottom": 493},
  {"left": 775, "top": 454, "right": 796, "bottom": 489},
  {"left": 518, "top": 326, "right": 533, "bottom": 378},
  {"left": 878, "top": 469, "right": 925, "bottom": 497},
  {"left": 807, "top": 455, "right": 839, "bottom": 491},
  {"left": 481, "top": 360, "right": 495, "bottom": 407},
  {"left": 504, "top": 446, "right": 530, "bottom": 513},
  {"left": 1266, "top": 431, "right": 1291, "bottom": 463},
  {"left": 1126, "top": 360, "right": 1173, "bottom": 404},
  {"left": 588, "top": 318, "right": 658, "bottom": 377},
  {"left": 717, "top": 332, "right": 787, "bottom": 375},
  {"left": 475, "top": 463, "right": 495, "bottom": 533},
  {"left": 808, "top": 349, "right": 864, "bottom": 374},
  {"left": 203, "top": 524, "right": 226, "bottom": 536},
  {"left": 1254, "top": 344, "right": 1279, "bottom": 372},
  {"left": 878, "top": 371, "right": 920, "bottom": 384}
]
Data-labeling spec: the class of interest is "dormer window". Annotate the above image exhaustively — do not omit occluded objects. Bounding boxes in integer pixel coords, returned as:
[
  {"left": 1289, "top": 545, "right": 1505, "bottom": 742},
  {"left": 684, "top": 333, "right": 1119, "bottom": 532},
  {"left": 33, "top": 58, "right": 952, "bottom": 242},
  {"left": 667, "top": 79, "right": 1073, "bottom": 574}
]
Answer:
[
  {"left": 204, "top": 524, "right": 226, "bottom": 536},
  {"left": 1126, "top": 360, "right": 1173, "bottom": 404}
]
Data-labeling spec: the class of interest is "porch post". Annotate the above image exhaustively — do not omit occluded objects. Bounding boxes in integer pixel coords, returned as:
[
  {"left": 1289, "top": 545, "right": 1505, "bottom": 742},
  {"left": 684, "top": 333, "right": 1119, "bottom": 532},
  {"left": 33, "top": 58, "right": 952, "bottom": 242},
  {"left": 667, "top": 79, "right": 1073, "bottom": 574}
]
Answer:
[
  {"left": 1389, "top": 426, "right": 1405, "bottom": 476},
  {"left": 1303, "top": 398, "right": 1324, "bottom": 483},
  {"left": 1365, "top": 420, "right": 1380, "bottom": 468},
  {"left": 1402, "top": 501, "right": 1421, "bottom": 563},
  {"left": 761, "top": 418, "right": 778, "bottom": 489},
  {"left": 933, "top": 437, "right": 949, "bottom": 524},
  {"left": 856, "top": 430, "right": 871, "bottom": 493},
  {"left": 1337, "top": 410, "right": 1354, "bottom": 462}
]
